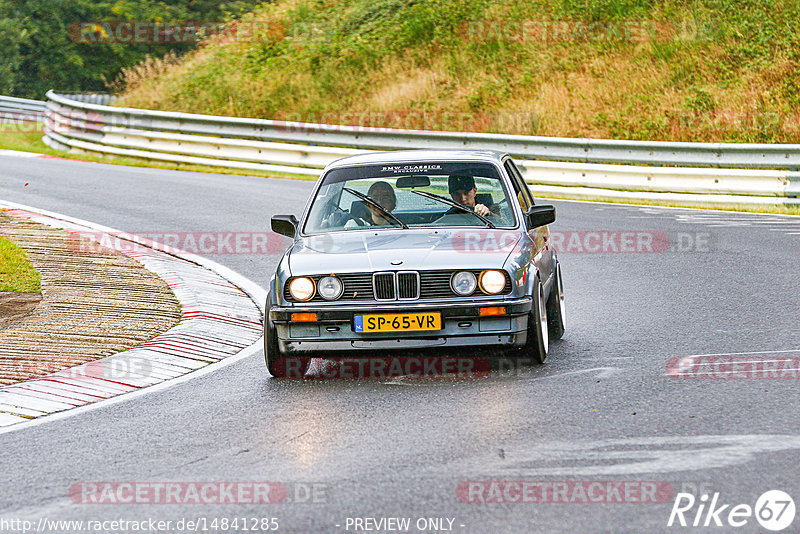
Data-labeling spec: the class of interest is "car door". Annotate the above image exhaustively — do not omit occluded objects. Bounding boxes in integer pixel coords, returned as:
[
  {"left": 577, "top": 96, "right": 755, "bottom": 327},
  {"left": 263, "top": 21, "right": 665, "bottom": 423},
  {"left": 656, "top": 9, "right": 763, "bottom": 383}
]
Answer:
[{"left": 503, "top": 158, "right": 554, "bottom": 288}]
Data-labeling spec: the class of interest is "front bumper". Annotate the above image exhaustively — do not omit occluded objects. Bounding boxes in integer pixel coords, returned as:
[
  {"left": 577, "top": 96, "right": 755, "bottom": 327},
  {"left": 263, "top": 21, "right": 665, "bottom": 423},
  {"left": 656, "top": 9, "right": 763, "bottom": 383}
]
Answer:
[{"left": 269, "top": 297, "right": 532, "bottom": 353}]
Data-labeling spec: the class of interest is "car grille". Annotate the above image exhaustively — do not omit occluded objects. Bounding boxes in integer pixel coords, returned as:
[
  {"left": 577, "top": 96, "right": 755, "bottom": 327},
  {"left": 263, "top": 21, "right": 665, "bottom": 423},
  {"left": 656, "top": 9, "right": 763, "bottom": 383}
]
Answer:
[
  {"left": 419, "top": 271, "right": 456, "bottom": 299},
  {"left": 339, "top": 273, "right": 374, "bottom": 300},
  {"left": 397, "top": 272, "right": 419, "bottom": 300},
  {"left": 373, "top": 273, "right": 395, "bottom": 300},
  {"left": 284, "top": 270, "right": 511, "bottom": 302}
]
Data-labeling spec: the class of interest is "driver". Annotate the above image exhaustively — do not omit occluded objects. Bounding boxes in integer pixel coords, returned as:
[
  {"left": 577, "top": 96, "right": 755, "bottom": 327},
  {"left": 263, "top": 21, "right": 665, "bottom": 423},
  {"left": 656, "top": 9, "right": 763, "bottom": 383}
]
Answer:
[{"left": 447, "top": 174, "right": 495, "bottom": 217}]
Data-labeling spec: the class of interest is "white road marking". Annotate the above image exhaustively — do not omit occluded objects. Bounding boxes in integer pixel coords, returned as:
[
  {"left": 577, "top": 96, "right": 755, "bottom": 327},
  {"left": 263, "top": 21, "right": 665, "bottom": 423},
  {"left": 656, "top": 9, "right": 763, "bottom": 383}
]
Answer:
[
  {"left": 303, "top": 364, "right": 626, "bottom": 383},
  {"left": 629, "top": 206, "right": 800, "bottom": 240},
  {"left": 584, "top": 356, "right": 635, "bottom": 360},
  {"left": 0, "top": 149, "right": 42, "bottom": 158},
  {"left": 527, "top": 367, "right": 621, "bottom": 380},
  {"left": 679, "top": 358, "right": 797, "bottom": 364},
  {"left": 459, "top": 435, "right": 800, "bottom": 476},
  {"left": 679, "top": 349, "right": 800, "bottom": 358}
]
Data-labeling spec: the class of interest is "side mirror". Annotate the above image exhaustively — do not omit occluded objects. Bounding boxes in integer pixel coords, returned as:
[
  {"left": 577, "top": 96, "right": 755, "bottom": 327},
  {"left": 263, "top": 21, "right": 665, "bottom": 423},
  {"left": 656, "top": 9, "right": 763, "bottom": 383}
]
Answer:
[
  {"left": 271, "top": 214, "right": 298, "bottom": 238},
  {"left": 526, "top": 205, "right": 555, "bottom": 229}
]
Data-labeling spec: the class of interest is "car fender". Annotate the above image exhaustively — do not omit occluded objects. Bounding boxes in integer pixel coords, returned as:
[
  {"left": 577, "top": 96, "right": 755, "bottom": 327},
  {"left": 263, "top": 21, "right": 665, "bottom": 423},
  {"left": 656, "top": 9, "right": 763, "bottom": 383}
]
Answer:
[
  {"left": 521, "top": 235, "right": 555, "bottom": 298},
  {"left": 502, "top": 231, "right": 542, "bottom": 299},
  {"left": 272, "top": 251, "right": 293, "bottom": 306}
]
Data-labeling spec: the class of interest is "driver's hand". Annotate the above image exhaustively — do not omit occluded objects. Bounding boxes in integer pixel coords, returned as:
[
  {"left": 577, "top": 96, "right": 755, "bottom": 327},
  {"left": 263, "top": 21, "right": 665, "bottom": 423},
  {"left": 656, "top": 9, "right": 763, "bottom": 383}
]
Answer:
[{"left": 474, "top": 203, "right": 490, "bottom": 217}]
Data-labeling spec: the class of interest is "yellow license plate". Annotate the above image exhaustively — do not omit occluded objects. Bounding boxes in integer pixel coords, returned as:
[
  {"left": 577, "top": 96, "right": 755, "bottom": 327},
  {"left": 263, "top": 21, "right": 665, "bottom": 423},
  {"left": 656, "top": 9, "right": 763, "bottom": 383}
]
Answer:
[{"left": 355, "top": 312, "right": 442, "bottom": 332}]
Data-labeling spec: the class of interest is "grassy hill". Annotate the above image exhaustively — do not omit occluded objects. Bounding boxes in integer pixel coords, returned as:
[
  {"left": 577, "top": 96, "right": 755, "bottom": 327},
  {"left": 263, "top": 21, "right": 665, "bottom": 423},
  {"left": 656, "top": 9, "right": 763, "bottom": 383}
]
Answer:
[{"left": 114, "top": 0, "right": 800, "bottom": 143}]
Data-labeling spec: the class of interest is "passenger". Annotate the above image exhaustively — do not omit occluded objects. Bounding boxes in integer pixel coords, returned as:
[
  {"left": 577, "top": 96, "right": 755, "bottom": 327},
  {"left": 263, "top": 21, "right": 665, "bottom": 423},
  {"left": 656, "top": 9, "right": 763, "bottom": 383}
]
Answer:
[{"left": 345, "top": 181, "right": 397, "bottom": 228}]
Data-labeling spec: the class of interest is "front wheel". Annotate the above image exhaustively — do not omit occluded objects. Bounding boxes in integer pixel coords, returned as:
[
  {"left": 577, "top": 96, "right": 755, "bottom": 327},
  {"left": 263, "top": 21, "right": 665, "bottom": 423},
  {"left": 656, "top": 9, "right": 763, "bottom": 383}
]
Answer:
[
  {"left": 506, "top": 276, "right": 548, "bottom": 365},
  {"left": 527, "top": 277, "right": 549, "bottom": 364},
  {"left": 264, "top": 296, "right": 309, "bottom": 378}
]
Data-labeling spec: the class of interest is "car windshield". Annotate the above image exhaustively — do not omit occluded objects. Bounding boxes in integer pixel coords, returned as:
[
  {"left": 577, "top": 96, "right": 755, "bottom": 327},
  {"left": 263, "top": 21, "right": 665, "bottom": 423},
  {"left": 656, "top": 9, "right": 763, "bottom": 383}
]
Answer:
[{"left": 303, "top": 162, "right": 517, "bottom": 234}]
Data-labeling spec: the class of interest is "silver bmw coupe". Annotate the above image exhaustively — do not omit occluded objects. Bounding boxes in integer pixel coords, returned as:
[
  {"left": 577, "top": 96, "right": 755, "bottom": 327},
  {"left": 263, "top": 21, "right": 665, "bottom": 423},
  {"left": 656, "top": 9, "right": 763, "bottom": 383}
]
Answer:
[{"left": 266, "top": 150, "right": 565, "bottom": 377}]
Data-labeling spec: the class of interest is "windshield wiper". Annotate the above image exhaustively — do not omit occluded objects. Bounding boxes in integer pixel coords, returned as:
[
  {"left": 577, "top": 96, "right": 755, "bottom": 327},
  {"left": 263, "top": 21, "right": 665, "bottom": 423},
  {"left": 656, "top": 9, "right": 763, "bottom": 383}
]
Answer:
[
  {"left": 342, "top": 187, "right": 408, "bottom": 229},
  {"left": 408, "top": 190, "right": 496, "bottom": 229}
]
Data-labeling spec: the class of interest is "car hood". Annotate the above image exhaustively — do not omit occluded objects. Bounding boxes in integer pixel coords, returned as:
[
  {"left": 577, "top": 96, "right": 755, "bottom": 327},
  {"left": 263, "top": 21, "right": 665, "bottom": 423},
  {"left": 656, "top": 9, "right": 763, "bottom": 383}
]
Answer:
[{"left": 288, "top": 228, "right": 521, "bottom": 275}]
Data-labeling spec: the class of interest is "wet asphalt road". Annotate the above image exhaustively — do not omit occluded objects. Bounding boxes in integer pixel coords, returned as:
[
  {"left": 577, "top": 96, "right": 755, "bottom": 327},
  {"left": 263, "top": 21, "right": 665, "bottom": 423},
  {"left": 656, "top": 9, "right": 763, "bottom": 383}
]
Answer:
[{"left": 1, "top": 155, "right": 799, "bottom": 533}]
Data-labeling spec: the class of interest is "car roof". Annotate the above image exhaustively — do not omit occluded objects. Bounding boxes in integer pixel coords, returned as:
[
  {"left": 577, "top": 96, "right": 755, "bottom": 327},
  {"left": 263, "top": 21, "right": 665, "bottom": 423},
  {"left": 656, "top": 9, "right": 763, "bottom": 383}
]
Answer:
[{"left": 325, "top": 149, "right": 509, "bottom": 169}]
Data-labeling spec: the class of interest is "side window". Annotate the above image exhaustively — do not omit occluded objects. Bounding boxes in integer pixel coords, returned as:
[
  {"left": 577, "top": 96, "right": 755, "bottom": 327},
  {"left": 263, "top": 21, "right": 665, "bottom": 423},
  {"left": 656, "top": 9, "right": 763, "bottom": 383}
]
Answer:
[{"left": 503, "top": 159, "right": 533, "bottom": 211}]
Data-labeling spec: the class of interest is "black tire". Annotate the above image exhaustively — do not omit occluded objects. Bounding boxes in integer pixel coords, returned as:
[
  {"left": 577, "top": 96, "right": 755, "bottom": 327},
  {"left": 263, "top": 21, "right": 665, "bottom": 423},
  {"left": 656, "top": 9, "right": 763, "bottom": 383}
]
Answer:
[
  {"left": 264, "top": 296, "right": 309, "bottom": 378},
  {"left": 546, "top": 262, "right": 566, "bottom": 341},
  {"left": 527, "top": 277, "right": 549, "bottom": 364},
  {"left": 505, "top": 276, "right": 548, "bottom": 366}
]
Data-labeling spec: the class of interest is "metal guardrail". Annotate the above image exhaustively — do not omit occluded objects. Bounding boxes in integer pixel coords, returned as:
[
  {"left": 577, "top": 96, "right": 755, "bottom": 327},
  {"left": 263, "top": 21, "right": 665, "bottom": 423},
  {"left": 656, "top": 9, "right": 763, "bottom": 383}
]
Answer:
[
  {"left": 0, "top": 95, "right": 46, "bottom": 122},
  {"left": 52, "top": 93, "right": 116, "bottom": 106},
  {"left": 0, "top": 94, "right": 112, "bottom": 123},
  {"left": 44, "top": 91, "right": 800, "bottom": 170},
  {"left": 36, "top": 91, "right": 800, "bottom": 205}
]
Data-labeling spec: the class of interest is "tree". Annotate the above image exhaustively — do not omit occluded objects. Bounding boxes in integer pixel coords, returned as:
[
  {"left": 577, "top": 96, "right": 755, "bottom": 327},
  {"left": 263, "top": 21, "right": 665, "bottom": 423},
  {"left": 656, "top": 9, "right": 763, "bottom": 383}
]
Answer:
[{"left": 0, "top": 0, "right": 264, "bottom": 98}]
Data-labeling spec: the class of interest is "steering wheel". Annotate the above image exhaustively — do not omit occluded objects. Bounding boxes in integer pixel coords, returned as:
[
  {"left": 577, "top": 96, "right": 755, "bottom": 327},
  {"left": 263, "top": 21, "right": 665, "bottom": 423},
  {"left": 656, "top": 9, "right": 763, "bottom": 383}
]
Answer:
[{"left": 321, "top": 202, "right": 353, "bottom": 227}]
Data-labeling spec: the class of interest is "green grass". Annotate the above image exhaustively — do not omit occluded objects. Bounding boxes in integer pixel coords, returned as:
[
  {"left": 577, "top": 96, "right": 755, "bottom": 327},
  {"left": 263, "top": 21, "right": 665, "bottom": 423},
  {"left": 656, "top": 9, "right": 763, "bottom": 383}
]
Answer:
[
  {"left": 0, "top": 125, "right": 55, "bottom": 154},
  {"left": 114, "top": 0, "right": 800, "bottom": 144},
  {"left": 0, "top": 234, "right": 41, "bottom": 293}
]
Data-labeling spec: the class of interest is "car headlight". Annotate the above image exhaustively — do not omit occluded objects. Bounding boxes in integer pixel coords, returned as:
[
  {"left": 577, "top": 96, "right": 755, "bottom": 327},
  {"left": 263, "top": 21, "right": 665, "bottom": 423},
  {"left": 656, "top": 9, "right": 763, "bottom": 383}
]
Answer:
[
  {"left": 289, "top": 277, "right": 315, "bottom": 301},
  {"left": 451, "top": 271, "right": 477, "bottom": 296},
  {"left": 479, "top": 270, "right": 506, "bottom": 294},
  {"left": 317, "top": 276, "right": 343, "bottom": 300}
]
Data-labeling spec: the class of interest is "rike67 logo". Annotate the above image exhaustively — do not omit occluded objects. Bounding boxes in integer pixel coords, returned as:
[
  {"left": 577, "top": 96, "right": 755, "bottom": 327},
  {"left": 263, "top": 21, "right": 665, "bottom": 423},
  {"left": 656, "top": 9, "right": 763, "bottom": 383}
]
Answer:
[{"left": 668, "top": 490, "right": 795, "bottom": 531}]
